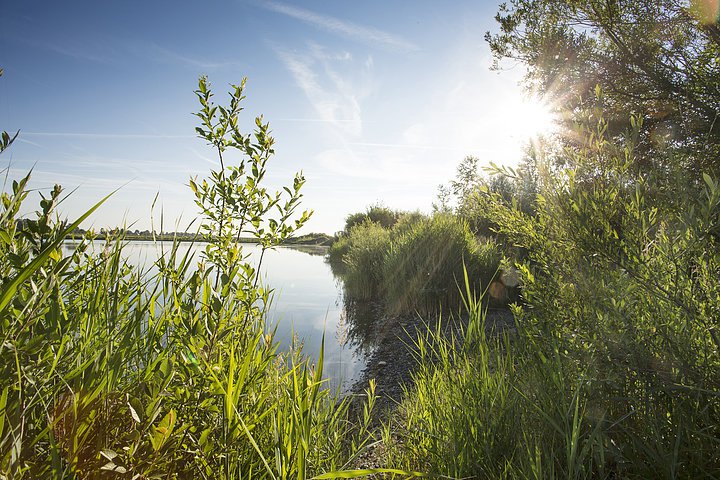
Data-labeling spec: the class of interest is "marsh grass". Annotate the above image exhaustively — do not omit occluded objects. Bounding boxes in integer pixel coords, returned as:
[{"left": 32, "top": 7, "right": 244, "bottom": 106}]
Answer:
[
  {"left": 382, "top": 290, "right": 718, "bottom": 479},
  {"left": 383, "top": 214, "right": 500, "bottom": 316},
  {"left": 0, "top": 219, "right": 379, "bottom": 478},
  {"left": 339, "top": 221, "right": 392, "bottom": 301},
  {"left": 0, "top": 78, "right": 423, "bottom": 479}
]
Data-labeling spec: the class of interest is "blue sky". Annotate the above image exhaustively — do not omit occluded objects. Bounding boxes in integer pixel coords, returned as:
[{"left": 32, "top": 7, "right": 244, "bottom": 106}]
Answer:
[{"left": 1, "top": 1, "right": 546, "bottom": 234}]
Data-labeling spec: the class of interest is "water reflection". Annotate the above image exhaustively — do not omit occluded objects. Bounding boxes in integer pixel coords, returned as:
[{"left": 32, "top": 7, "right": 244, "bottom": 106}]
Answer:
[{"left": 336, "top": 296, "right": 384, "bottom": 358}]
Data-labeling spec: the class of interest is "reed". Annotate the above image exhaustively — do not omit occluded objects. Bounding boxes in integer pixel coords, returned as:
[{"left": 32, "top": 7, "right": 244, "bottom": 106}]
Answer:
[
  {"left": 382, "top": 214, "right": 500, "bottom": 315},
  {"left": 0, "top": 77, "right": 413, "bottom": 479}
]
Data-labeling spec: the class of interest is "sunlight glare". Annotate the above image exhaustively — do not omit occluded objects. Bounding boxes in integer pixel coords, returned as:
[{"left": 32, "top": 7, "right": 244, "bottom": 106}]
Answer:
[{"left": 510, "top": 97, "right": 556, "bottom": 142}]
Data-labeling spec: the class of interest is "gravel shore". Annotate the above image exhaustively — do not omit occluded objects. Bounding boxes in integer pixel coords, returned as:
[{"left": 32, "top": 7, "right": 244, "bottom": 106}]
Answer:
[{"left": 346, "top": 307, "right": 516, "bottom": 469}]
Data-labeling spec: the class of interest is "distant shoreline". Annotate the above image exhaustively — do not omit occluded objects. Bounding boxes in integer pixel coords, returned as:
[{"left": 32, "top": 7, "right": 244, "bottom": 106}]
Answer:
[{"left": 65, "top": 231, "right": 334, "bottom": 247}]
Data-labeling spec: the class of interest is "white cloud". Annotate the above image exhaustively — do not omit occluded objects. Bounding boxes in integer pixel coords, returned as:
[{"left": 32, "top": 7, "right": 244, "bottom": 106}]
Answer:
[
  {"left": 275, "top": 43, "right": 373, "bottom": 137},
  {"left": 263, "top": 1, "right": 419, "bottom": 53}
]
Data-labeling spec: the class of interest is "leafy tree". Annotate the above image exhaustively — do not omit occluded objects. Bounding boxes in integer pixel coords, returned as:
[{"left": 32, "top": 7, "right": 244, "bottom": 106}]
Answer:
[
  {"left": 343, "top": 203, "right": 401, "bottom": 232},
  {"left": 436, "top": 156, "right": 538, "bottom": 236},
  {"left": 487, "top": 0, "right": 720, "bottom": 175},
  {"left": 474, "top": 112, "right": 720, "bottom": 476}
]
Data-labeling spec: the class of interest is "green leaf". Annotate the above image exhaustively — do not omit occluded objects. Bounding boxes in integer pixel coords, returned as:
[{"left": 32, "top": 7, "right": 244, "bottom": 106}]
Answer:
[
  {"left": 150, "top": 409, "right": 176, "bottom": 452},
  {"left": 703, "top": 172, "right": 715, "bottom": 190},
  {"left": 0, "top": 188, "right": 115, "bottom": 313}
]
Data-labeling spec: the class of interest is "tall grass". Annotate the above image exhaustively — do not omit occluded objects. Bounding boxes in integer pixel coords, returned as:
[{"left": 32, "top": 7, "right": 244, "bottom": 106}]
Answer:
[
  {"left": 339, "top": 221, "right": 392, "bottom": 301},
  {"left": 383, "top": 288, "right": 720, "bottom": 478},
  {"left": 0, "top": 77, "right": 410, "bottom": 479},
  {"left": 383, "top": 214, "right": 500, "bottom": 315},
  {"left": 329, "top": 212, "right": 500, "bottom": 315}
]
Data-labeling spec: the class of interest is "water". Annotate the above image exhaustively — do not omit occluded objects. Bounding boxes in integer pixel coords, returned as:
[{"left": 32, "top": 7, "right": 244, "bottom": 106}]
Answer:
[{"left": 61, "top": 240, "right": 371, "bottom": 392}]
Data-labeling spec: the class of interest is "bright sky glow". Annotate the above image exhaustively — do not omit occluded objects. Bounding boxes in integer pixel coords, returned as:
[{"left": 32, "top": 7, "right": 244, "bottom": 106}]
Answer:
[{"left": 1, "top": 1, "right": 553, "bottom": 234}]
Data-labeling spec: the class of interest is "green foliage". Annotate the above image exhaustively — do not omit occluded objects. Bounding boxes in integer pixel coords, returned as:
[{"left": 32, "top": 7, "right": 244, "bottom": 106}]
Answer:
[
  {"left": 436, "top": 155, "right": 538, "bottom": 238},
  {"left": 190, "top": 76, "right": 312, "bottom": 286},
  {"left": 328, "top": 207, "right": 419, "bottom": 268},
  {"left": 343, "top": 203, "right": 401, "bottom": 232},
  {"left": 382, "top": 97, "right": 720, "bottom": 476},
  {"left": 0, "top": 77, "right": 380, "bottom": 479},
  {"left": 330, "top": 210, "right": 500, "bottom": 316},
  {"left": 487, "top": 0, "right": 720, "bottom": 175},
  {"left": 340, "top": 220, "right": 392, "bottom": 300},
  {"left": 383, "top": 214, "right": 500, "bottom": 315},
  {"left": 385, "top": 300, "right": 612, "bottom": 479},
  {"left": 478, "top": 115, "right": 719, "bottom": 476}
]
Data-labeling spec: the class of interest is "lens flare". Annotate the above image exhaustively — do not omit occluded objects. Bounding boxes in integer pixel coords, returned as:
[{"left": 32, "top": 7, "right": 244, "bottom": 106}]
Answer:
[{"left": 691, "top": 0, "right": 720, "bottom": 24}]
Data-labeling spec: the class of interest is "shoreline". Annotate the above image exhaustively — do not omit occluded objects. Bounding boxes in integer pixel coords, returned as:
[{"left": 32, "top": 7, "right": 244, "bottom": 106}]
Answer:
[
  {"left": 345, "top": 306, "right": 516, "bottom": 469},
  {"left": 348, "top": 306, "right": 516, "bottom": 416}
]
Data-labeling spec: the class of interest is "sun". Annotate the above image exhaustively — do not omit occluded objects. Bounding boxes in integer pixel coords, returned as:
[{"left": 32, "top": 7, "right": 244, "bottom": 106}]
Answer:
[
  {"left": 510, "top": 97, "right": 556, "bottom": 142},
  {"left": 478, "top": 90, "right": 559, "bottom": 166}
]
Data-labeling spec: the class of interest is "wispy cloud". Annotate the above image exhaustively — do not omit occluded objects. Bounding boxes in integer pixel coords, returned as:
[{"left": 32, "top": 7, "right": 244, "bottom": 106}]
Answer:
[
  {"left": 133, "top": 41, "right": 244, "bottom": 70},
  {"left": 263, "top": 1, "right": 419, "bottom": 53},
  {"left": 14, "top": 34, "right": 119, "bottom": 64},
  {"left": 46, "top": 43, "right": 115, "bottom": 64},
  {"left": 275, "top": 43, "right": 372, "bottom": 137},
  {"left": 24, "top": 132, "right": 193, "bottom": 139}
]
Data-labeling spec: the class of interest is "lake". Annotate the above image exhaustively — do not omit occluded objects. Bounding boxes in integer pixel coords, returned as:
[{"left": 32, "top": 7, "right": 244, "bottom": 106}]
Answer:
[{"left": 61, "top": 241, "right": 371, "bottom": 392}]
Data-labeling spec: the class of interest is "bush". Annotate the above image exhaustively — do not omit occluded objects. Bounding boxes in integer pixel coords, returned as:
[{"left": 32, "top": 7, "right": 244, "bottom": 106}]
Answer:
[
  {"left": 331, "top": 209, "right": 500, "bottom": 315},
  {"left": 383, "top": 214, "right": 499, "bottom": 315},
  {"left": 389, "top": 116, "right": 720, "bottom": 477},
  {"left": 344, "top": 204, "right": 401, "bottom": 231},
  {"left": 341, "top": 220, "right": 392, "bottom": 300}
]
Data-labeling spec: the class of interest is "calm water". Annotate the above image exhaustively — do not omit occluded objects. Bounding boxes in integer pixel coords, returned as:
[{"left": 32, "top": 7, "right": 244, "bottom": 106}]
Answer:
[{"left": 62, "top": 241, "right": 371, "bottom": 391}]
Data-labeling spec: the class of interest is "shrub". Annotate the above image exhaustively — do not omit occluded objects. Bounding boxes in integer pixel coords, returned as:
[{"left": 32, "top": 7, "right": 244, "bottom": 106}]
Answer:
[
  {"left": 451, "top": 116, "right": 720, "bottom": 477},
  {"left": 341, "top": 220, "right": 392, "bottom": 300},
  {"left": 392, "top": 210, "right": 427, "bottom": 235},
  {"left": 343, "top": 204, "right": 402, "bottom": 231},
  {"left": 383, "top": 214, "right": 500, "bottom": 315}
]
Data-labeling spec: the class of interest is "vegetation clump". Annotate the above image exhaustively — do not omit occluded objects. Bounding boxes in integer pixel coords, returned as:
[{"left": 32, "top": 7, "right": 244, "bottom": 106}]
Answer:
[
  {"left": 329, "top": 209, "right": 501, "bottom": 316},
  {"left": 384, "top": 117, "right": 720, "bottom": 477},
  {"left": 0, "top": 76, "right": 389, "bottom": 479}
]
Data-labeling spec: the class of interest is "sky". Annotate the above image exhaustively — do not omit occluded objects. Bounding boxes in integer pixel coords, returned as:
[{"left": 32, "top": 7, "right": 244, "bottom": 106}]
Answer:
[{"left": 1, "top": 0, "right": 547, "bottom": 234}]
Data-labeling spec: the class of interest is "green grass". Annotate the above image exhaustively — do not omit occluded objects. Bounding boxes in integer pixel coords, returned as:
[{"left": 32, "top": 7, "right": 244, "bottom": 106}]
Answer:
[
  {"left": 0, "top": 77, "right": 407, "bottom": 479},
  {"left": 0, "top": 187, "right": 383, "bottom": 479},
  {"left": 383, "top": 214, "right": 500, "bottom": 315},
  {"left": 383, "top": 290, "right": 720, "bottom": 479}
]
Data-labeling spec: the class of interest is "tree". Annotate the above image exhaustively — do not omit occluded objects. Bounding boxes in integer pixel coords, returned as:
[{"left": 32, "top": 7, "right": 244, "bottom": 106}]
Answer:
[{"left": 487, "top": 0, "right": 720, "bottom": 176}]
